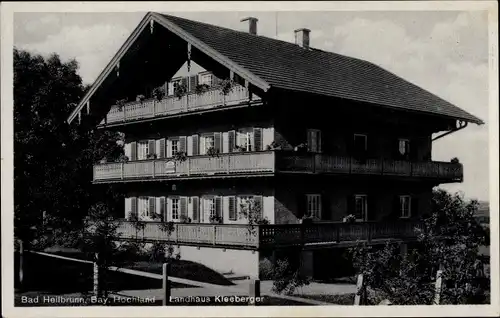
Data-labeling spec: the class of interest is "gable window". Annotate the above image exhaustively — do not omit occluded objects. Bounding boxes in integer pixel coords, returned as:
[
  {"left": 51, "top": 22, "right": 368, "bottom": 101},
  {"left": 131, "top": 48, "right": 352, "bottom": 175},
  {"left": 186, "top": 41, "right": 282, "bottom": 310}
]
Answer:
[
  {"left": 199, "top": 73, "right": 213, "bottom": 86},
  {"left": 400, "top": 195, "right": 411, "bottom": 218},
  {"left": 137, "top": 141, "right": 149, "bottom": 160},
  {"left": 171, "top": 197, "right": 180, "bottom": 221},
  {"left": 237, "top": 129, "right": 254, "bottom": 151},
  {"left": 354, "top": 195, "right": 367, "bottom": 221},
  {"left": 306, "top": 194, "right": 322, "bottom": 219},
  {"left": 398, "top": 139, "right": 410, "bottom": 158},
  {"left": 168, "top": 78, "right": 182, "bottom": 96},
  {"left": 307, "top": 129, "right": 322, "bottom": 153}
]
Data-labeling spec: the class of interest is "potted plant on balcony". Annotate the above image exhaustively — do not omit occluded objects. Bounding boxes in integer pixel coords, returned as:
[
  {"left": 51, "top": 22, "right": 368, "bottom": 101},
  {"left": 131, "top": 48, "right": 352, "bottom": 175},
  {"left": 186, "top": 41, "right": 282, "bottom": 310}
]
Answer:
[
  {"left": 136, "top": 94, "right": 146, "bottom": 103},
  {"left": 233, "top": 144, "right": 245, "bottom": 152},
  {"left": 207, "top": 146, "right": 220, "bottom": 158},
  {"left": 173, "top": 151, "right": 187, "bottom": 162},
  {"left": 450, "top": 157, "right": 460, "bottom": 164},
  {"left": 266, "top": 140, "right": 286, "bottom": 151},
  {"left": 152, "top": 87, "right": 165, "bottom": 101},
  {"left": 294, "top": 143, "right": 308, "bottom": 154},
  {"left": 195, "top": 83, "right": 211, "bottom": 95},
  {"left": 174, "top": 83, "right": 188, "bottom": 100},
  {"left": 343, "top": 214, "right": 357, "bottom": 223},
  {"left": 209, "top": 215, "right": 223, "bottom": 224},
  {"left": 116, "top": 98, "right": 128, "bottom": 111},
  {"left": 146, "top": 153, "right": 157, "bottom": 160},
  {"left": 117, "top": 154, "right": 129, "bottom": 163},
  {"left": 179, "top": 215, "right": 192, "bottom": 224},
  {"left": 219, "top": 78, "right": 235, "bottom": 96}
]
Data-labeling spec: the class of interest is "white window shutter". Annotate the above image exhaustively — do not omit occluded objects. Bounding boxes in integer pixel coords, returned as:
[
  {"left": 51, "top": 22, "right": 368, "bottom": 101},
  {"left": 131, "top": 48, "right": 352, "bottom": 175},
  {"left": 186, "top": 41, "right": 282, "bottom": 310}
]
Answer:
[
  {"left": 187, "top": 136, "right": 193, "bottom": 156},
  {"left": 166, "top": 139, "right": 172, "bottom": 158},
  {"left": 200, "top": 136, "right": 206, "bottom": 155},
  {"left": 125, "top": 197, "right": 132, "bottom": 220},
  {"left": 124, "top": 143, "right": 132, "bottom": 160}
]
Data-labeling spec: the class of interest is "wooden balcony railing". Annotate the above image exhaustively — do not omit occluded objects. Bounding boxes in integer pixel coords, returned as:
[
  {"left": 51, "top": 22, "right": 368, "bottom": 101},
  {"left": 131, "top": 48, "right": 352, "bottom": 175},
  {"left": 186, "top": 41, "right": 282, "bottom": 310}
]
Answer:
[
  {"left": 277, "top": 153, "right": 463, "bottom": 182},
  {"left": 115, "top": 220, "right": 422, "bottom": 249},
  {"left": 93, "top": 151, "right": 275, "bottom": 181},
  {"left": 101, "top": 86, "right": 261, "bottom": 125}
]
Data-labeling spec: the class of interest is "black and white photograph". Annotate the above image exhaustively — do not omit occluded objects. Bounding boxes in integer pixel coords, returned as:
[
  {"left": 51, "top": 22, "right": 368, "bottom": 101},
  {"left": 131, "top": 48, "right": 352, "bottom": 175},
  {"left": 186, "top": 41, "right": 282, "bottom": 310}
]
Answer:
[{"left": 1, "top": 1, "right": 499, "bottom": 317}]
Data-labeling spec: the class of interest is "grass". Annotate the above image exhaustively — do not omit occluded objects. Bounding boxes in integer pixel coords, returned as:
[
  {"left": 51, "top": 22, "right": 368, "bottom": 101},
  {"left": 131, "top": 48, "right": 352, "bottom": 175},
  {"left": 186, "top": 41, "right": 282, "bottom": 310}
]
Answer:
[{"left": 298, "top": 293, "right": 355, "bottom": 305}]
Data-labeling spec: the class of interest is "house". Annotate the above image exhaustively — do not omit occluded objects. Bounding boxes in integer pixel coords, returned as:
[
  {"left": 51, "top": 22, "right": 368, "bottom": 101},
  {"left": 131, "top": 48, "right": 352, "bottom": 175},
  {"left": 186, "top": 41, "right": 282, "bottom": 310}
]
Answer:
[{"left": 67, "top": 12, "right": 484, "bottom": 279}]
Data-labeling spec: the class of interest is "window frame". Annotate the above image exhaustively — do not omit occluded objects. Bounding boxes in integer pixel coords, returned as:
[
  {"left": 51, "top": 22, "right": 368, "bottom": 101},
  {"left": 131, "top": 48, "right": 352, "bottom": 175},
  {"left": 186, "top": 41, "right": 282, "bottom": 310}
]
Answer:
[
  {"left": 354, "top": 194, "right": 368, "bottom": 221},
  {"left": 170, "top": 138, "right": 179, "bottom": 156},
  {"left": 236, "top": 128, "right": 253, "bottom": 152},
  {"left": 307, "top": 129, "right": 322, "bottom": 153},
  {"left": 398, "top": 138, "right": 410, "bottom": 158},
  {"left": 306, "top": 194, "right": 322, "bottom": 219},
  {"left": 137, "top": 140, "right": 149, "bottom": 161},
  {"left": 201, "top": 133, "right": 215, "bottom": 155},
  {"left": 399, "top": 195, "right": 411, "bottom": 218},
  {"left": 171, "top": 197, "right": 180, "bottom": 221},
  {"left": 199, "top": 72, "right": 213, "bottom": 86},
  {"left": 138, "top": 196, "right": 149, "bottom": 219}
]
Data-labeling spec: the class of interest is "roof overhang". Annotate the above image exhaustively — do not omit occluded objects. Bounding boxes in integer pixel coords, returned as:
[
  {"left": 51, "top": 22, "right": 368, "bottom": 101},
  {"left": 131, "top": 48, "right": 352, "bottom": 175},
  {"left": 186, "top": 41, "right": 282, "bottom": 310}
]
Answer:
[{"left": 67, "top": 12, "right": 271, "bottom": 125}]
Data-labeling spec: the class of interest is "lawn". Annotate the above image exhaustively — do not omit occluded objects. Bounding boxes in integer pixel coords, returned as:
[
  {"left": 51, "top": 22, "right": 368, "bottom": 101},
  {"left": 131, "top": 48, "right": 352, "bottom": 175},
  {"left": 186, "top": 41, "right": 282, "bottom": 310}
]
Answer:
[{"left": 298, "top": 293, "right": 355, "bottom": 305}]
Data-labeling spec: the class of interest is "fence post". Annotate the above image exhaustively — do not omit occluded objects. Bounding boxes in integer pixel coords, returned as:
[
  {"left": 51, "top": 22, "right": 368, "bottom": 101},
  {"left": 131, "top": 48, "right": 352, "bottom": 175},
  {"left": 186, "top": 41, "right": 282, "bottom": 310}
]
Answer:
[
  {"left": 93, "top": 253, "right": 102, "bottom": 298},
  {"left": 162, "top": 262, "right": 171, "bottom": 306},
  {"left": 18, "top": 240, "right": 24, "bottom": 289},
  {"left": 248, "top": 279, "right": 260, "bottom": 305},
  {"left": 354, "top": 273, "right": 364, "bottom": 305},
  {"left": 434, "top": 268, "right": 443, "bottom": 305}
]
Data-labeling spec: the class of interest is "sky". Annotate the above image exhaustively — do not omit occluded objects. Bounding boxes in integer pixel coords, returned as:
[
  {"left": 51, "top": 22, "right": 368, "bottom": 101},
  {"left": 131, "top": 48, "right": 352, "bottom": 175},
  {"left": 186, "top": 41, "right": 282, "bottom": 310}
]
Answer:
[{"left": 13, "top": 10, "right": 491, "bottom": 201}]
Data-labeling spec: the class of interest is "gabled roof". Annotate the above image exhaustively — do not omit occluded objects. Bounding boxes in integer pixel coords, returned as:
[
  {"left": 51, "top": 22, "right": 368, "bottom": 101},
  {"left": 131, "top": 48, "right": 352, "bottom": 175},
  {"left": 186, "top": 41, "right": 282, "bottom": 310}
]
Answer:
[{"left": 68, "top": 12, "right": 484, "bottom": 125}]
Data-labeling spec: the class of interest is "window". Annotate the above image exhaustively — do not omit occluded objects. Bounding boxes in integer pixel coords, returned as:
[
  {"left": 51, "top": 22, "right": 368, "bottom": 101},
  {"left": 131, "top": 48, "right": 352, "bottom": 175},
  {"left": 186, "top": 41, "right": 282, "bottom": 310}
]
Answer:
[
  {"left": 398, "top": 139, "right": 410, "bottom": 157},
  {"left": 306, "top": 194, "right": 322, "bottom": 218},
  {"left": 237, "top": 129, "right": 253, "bottom": 151},
  {"left": 354, "top": 134, "right": 367, "bottom": 152},
  {"left": 307, "top": 129, "right": 322, "bottom": 153},
  {"left": 171, "top": 139, "right": 179, "bottom": 155},
  {"left": 201, "top": 134, "right": 215, "bottom": 154},
  {"left": 171, "top": 198, "right": 180, "bottom": 221},
  {"left": 137, "top": 141, "right": 149, "bottom": 160},
  {"left": 238, "top": 196, "right": 254, "bottom": 217},
  {"left": 199, "top": 73, "right": 213, "bottom": 86},
  {"left": 168, "top": 78, "right": 181, "bottom": 96},
  {"left": 354, "top": 195, "right": 367, "bottom": 221},
  {"left": 138, "top": 197, "right": 149, "bottom": 219},
  {"left": 400, "top": 195, "right": 411, "bottom": 218},
  {"left": 204, "top": 197, "right": 216, "bottom": 219}
]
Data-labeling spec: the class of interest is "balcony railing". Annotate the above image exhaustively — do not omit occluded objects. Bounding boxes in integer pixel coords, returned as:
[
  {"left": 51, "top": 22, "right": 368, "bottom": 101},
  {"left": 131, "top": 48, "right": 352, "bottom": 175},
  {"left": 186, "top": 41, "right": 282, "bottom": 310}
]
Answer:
[
  {"left": 115, "top": 220, "right": 422, "bottom": 249},
  {"left": 101, "top": 86, "right": 261, "bottom": 125},
  {"left": 277, "top": 153, "right": 463, "bottom": 182},
  {"left": 93, "top": 151, "right": 275, "bottom": 181}
]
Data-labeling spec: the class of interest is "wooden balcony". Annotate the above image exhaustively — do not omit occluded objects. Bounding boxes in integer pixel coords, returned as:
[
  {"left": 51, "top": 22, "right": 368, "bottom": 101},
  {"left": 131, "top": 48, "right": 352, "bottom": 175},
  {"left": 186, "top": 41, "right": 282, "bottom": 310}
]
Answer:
[
  {"left": 115, "top": 220, "right": 422, "bottom": 249},
  {"left": 276, "top": 153, "right": 463, "bottom": 182},
  {"left": 101, "top": 86, "right": 261, "bottom": 125},
  {"left": 93, "top": 151, "right": 275, "bottom": 182}
]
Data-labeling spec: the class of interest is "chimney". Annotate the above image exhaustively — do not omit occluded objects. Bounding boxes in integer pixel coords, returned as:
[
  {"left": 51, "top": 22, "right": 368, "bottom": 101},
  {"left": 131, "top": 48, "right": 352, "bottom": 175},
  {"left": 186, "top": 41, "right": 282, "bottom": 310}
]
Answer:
[
  {"left": 241, "top": 17, "right": 258, "bottom": 35},
  {"left": 294, "top": 28, "right": 311, "bottom": 49}
]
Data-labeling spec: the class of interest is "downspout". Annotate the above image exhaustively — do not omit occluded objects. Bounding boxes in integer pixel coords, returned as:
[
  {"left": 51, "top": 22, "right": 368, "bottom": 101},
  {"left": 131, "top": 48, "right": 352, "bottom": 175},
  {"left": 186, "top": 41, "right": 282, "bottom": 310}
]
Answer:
[{"left": 432, "top": 120, "right": 468, "bottom": 142}]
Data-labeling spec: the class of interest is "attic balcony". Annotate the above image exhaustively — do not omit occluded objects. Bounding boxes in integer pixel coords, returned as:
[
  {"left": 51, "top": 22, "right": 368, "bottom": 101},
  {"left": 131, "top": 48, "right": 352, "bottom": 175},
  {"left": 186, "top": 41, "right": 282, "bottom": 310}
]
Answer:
[
  {"left": 93, "top": 151, "right": 463, "bottom": 183},
  {"left": 99, "top": 85, "right": 261, "bottom": 127},
  {"left": 115, "top": 219, "right": 422, "bottom": 249}
]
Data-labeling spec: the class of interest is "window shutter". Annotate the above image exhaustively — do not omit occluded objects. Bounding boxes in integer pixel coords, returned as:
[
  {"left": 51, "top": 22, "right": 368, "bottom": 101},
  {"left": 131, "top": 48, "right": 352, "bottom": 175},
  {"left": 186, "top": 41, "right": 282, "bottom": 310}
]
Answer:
[
  {"left": 317, "top": 130, "right": 322, "bottom": 153},
  {"left": 307, "top": 130, "right": 313, "bottom": 152},
  {"left": 179, "top": 136, "right": 187, "bottom": 153},
  {"left": 228, "top": 130, "right": 236, "bottom": 152},
  {"left": 159, "top": 197, "right": 166, "bottom": 222},
  {"left": 180, "top": 197, "right": 188, "bottom": 217},
  {"left": 297, "top": 194, "right": 306, "bottom": 218},
  {"left": 253, "top": 195, "right": 263, "bottom": 218},
  {"left": 215, "top": 197, "right": 222, "bottom": 218},
  {"left": 166, "top": 139, "right": 172, "bottom": 157},
  {"left": 199, "top": 198, "right": 205, "bottom": 223},
  {"left": 192, "top": 135, "right": 199, "bottom": 156},
  {"left": 228, "top": 196, "right": 236, "bottom": 221},
  {"left": 149, "top": 197, "right": 156, "bottom": 218},
  {"left": 393, "top": 196, "right": 401, "bottom": 219},
  {"left": 347, "top": 195, "right": 354, "bottom": 216},
  {"left": 130, "top": 141, "right": 137, "bottom": 161},
  {"left": 189, "top": 75, "right": 198, "bottom": 91},
  {"left": 125, "top": 143, "right": 132, "bottom": 160},
  {"left": 411, "top": 197, "right": 418, "bottom": 218},
  {"left": 158, "top": 138, "right": 166, "bottom": 158},
  {"left": 253, "top": 128, "right": 263, "bottom": 151},
  {"left": 125, "top": 197, "right": 131, "bottom": 220},
  {"left": 214, "top": 132, "right": 222, "bottom": 153},
  {"left": 321, "top": 193, "right": 329, "bottom": 220},
  {"left": 131, "top": 197, "right": 138, "bottom": 218},
  {"left": 192, "top": 197, "right": 199, "bottom": 222},
  {"left": 199, "top": 136, "right": 206, "bottom": 155}
]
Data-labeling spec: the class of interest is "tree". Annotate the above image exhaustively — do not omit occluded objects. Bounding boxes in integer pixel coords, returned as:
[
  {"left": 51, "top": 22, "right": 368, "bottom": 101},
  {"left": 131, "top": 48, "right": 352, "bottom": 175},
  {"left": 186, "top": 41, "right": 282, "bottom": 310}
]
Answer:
[
  {"left": 350, "top": 189, "right": 490, "bottom": 305},
  {"left": 14, "top": 48, "right": 123, "bottom": 247}
]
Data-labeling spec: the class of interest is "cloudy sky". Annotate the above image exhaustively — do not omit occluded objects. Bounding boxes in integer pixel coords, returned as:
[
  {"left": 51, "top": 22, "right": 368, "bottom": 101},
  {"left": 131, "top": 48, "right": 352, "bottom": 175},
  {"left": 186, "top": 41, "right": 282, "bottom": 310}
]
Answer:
[{"left": 13, "top": 10, "right": 490, "bottom": 201}]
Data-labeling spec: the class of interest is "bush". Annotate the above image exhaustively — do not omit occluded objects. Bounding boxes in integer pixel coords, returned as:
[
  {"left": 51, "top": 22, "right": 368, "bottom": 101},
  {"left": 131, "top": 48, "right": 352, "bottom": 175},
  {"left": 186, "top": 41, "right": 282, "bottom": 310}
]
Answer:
[
  {"left": 271, "top": 259, "right": 311, "bottom": 295},
  {"left": 259, "top": 258, "right": 274, "bottom": 280}
]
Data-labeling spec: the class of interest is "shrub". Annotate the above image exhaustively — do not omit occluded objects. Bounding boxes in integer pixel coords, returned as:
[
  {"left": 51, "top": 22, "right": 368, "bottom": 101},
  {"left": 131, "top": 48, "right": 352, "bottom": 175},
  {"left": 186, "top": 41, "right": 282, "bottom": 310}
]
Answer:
[
  {"left": 271, "top": 259, "right": 311, "bottom": 295},
  {"left": 259, "top": 258, "right": 274, "bottom": 280}
]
